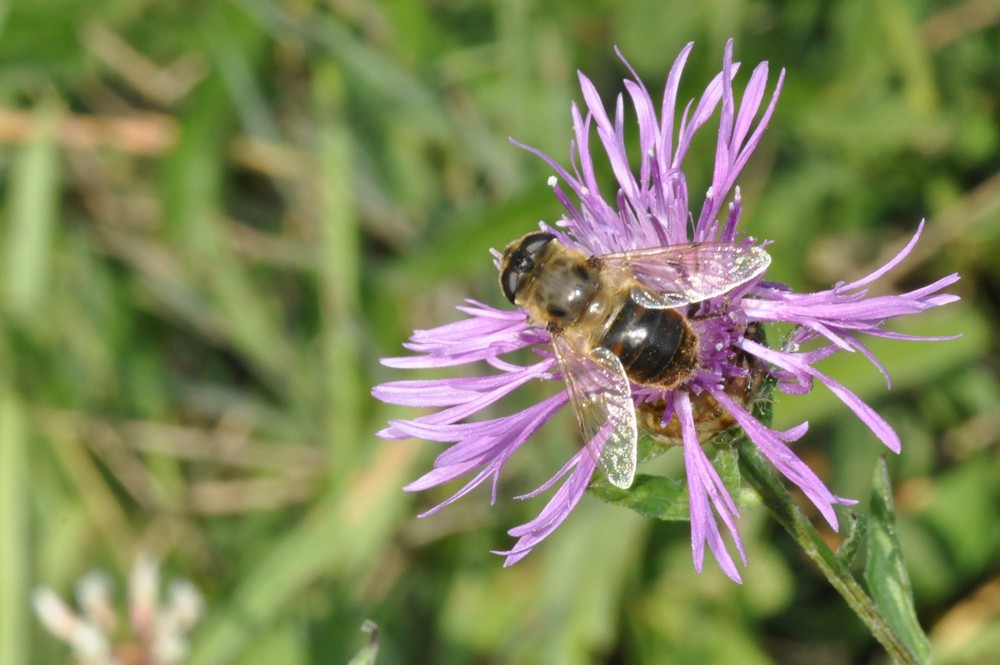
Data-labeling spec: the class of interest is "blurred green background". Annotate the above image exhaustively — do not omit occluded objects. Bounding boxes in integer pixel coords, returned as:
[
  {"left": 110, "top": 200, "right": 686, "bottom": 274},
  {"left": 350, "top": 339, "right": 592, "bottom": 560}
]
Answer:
[{"left": 0, "top": 0, "right": 996, "bottom": 663}]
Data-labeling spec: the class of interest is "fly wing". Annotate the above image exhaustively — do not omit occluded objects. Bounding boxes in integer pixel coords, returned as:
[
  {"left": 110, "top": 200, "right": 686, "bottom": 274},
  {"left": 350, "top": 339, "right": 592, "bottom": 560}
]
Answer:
[
  {"left": 601, "top": 243, "right": 770, "bottom": 308},
  {"left": 551, "top": 330, "right": 637, "bottom": 489}
]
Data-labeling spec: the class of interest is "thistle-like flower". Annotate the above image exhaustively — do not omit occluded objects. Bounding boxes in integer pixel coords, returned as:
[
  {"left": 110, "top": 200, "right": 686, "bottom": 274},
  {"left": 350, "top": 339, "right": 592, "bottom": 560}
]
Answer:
[
  {"left": 373, "top": 40, "right": 959, "bottom": 581},
  {"left": 33, "top": 551, "right": 203, "bottom": 665}
]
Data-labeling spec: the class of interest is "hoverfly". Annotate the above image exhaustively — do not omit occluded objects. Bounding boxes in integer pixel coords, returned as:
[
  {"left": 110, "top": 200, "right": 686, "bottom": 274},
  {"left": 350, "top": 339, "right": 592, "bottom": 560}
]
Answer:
[{"left": 499, "top": 232, "right": 770, "bottom": 488}]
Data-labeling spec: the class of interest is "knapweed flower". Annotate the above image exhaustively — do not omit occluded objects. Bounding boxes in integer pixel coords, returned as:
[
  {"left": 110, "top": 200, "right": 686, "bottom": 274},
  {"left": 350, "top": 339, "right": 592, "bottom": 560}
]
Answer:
[
  {"left": 33, "top": 551, "right": 203, "bottom": 665},
  {"left": 373, "top": 40, "right": 959, "bottom": 582}
]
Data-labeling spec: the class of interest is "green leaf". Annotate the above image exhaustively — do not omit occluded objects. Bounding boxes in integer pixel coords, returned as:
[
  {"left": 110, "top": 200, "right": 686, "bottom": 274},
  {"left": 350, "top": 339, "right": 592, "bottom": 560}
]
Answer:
[
  {"left": 836, "top": 510, "right": 868, "bottom": 566},
  {"left": 590, "top": 445, "right": 754, "bottom": 520},
  {"left": 590, "top": 473, "right": 690, "bottom": 521},
  {"left": 713, "top": 443, "right": 761, "bottom": 511},
  {"left": 864, "top": 458, "right": 932, "bottom": 663},
  {"left": 635, "top": 430, "right": 679, "bottom": 465},
  {"left": 2, "top": 95, "right": 61, "bottom": 317},
  {"left": 0, "top": 396, "right": 29, "bottom": 665},
  {"left": 714, "top": 443, "right": 740, "bottom": 487}
]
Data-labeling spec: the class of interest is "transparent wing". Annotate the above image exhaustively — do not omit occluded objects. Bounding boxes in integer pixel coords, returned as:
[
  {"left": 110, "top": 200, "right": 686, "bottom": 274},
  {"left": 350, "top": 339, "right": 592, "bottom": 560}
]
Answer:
[
  {"left": 601, "top": 243, "right": 770, "bottom": 308},
  {"left": 551, "top": 331, "right": 637, "bottom": 489}
]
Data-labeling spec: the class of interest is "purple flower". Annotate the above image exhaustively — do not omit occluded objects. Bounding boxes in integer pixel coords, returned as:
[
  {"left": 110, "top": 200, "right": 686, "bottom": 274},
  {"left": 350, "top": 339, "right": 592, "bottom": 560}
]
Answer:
[{"left": 372, "top": 40, "right": 960, "bottom": 581}]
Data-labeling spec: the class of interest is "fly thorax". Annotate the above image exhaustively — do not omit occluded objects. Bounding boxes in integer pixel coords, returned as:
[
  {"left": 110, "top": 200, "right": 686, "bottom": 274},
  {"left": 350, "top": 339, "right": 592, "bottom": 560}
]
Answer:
[{"left": 530, "top": 256, "right": 600, "bottom": 327}]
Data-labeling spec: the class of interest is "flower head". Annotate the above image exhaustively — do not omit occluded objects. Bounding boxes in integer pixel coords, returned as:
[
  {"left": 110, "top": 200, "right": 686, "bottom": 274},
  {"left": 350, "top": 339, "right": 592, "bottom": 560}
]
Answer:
[{"left": 373, "top": 40, "right": 960, "bottom": 581}]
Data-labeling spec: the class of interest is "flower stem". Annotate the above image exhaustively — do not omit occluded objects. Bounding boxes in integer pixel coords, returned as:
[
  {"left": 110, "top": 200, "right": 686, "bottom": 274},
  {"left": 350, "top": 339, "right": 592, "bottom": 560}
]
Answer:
[{"left": 736, "top": 440, "right": 921, "bottom": 664}]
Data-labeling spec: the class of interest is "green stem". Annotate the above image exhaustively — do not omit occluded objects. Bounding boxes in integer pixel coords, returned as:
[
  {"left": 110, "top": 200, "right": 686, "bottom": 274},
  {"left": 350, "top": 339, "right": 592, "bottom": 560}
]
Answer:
[{"left": 736, "top": 440, "right": 920, "bottom": 664}]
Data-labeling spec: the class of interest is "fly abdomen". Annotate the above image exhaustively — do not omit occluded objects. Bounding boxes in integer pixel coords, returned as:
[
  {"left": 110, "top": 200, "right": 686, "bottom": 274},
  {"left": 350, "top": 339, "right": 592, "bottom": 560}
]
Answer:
[{"left": 598, "top": 289, "right": 699, "bottom": 389}]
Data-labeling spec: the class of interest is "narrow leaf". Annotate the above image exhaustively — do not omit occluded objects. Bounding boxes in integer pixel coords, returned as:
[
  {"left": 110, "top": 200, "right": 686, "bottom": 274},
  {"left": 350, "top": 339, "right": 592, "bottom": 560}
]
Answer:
[
  {"left": 864, "top": 457, "right": 932, "bottom": 663},
  {"left": 0, "top": 395, "right": 29, "bottom": 665},
  {"left": 3, "top": 97, "right": 61, "bottom": 316},
  {"left": 836, "top": 510, "right": 867, "bottom": 565}
]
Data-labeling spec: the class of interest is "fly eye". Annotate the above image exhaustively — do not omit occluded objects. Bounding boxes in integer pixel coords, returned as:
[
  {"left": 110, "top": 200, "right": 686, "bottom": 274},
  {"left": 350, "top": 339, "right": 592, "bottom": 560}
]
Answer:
[
  {"left": 501, "top": 267, "right": 520, "bottom": 304},
  {"left": 521, "top": 231, "right": 555, "bottom": 255},
  {"left": 498, "top": 231, "right": 555, "bottom": 304}
]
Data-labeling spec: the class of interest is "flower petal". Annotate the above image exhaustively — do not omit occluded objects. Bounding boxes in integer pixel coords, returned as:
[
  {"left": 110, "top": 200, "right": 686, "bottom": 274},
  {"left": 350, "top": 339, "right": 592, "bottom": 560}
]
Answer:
[{"left": 676, "top": 392, "right": 745, "bottom": 582}]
